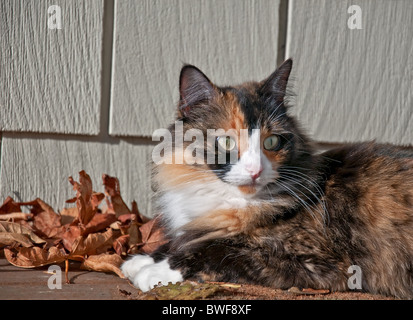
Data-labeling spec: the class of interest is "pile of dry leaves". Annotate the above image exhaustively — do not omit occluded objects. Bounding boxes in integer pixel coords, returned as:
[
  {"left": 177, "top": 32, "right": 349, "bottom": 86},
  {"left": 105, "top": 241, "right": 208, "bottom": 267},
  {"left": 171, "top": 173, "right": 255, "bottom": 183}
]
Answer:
[{"left": 0, "top": 170, "right": 167, "bottom": 283}]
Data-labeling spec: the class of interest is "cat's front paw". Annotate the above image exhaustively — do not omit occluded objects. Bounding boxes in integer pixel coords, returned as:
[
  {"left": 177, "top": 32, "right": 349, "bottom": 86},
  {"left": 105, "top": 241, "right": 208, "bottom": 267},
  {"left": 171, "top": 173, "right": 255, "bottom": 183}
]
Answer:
[
  {"left": 133, "top": 258, "right": 183, "bottom": 292},
  {"left": 121, "top": 254, "right": 155, "bottom": 280},
  {"left": 122, "top": 256, "right": 183, "bottom": 292}
]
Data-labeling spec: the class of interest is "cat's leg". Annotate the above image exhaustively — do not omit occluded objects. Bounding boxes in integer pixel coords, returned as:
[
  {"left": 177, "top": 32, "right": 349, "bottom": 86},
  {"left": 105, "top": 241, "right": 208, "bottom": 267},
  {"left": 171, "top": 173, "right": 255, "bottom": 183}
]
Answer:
[{"left": 181, "top": 204, "right": 274, "bottom": 243}]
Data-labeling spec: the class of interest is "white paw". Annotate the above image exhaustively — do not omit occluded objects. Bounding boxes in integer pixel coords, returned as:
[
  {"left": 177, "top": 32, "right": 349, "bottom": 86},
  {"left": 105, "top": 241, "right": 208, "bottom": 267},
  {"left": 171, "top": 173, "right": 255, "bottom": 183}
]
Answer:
[
  {"left": 133, "top": 258, "right": 183, "bottom": 292},
  {"left": 121, "top": 255, "right": 155, "bottom": 280}
]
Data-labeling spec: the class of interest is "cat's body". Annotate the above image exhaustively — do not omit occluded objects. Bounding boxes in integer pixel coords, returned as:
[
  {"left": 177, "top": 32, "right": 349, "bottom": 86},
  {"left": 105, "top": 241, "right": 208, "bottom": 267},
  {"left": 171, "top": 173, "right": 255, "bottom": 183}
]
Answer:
[{"left": 122, "top": 59, "right": 413, "bottom": 298}]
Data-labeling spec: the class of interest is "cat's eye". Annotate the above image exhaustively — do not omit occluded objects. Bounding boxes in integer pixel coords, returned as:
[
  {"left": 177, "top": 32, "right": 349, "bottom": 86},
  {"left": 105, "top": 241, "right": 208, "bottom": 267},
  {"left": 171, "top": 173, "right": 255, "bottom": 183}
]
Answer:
[
  {"left": 217, "top": 136, "right": 237, "bottom": 152},
  {"left": 263, "top": 135, "right": 281, "bottom": 151}
]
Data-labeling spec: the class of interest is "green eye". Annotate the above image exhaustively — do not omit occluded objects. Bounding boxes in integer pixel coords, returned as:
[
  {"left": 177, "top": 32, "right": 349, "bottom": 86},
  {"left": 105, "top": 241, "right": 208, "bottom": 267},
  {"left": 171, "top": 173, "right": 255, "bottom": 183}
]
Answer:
[
  {"left": 217, "top": 136, "right": 237, "bottom": 152},
  {"left": 263, "top": 135, "right": 281, "bottom": 150}
]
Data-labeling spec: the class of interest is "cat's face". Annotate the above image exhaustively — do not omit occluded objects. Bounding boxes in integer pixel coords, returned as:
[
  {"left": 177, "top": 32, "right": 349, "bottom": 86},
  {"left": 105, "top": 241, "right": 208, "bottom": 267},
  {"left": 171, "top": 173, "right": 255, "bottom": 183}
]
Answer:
[{"left": 160, "top": 59, "right": 311, "bottom": 198}]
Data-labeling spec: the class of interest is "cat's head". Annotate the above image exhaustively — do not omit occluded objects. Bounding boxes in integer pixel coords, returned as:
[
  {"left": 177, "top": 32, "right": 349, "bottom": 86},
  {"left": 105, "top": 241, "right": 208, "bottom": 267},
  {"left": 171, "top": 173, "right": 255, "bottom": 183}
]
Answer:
[{"left": 156, "top": 59, "right": 313, "bottom": 197}]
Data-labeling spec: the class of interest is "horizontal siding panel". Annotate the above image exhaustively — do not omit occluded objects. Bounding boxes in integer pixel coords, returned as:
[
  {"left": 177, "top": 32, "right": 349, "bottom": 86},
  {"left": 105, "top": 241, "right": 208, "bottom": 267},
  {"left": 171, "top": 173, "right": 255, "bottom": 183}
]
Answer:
[
  {"left": 286, "top": 0, "right": 413, "bottom": 145},
  {"left": 0, "top": 133, "right": 153, "bottom": 217},
  {"left": 110, "top": 0, "right": 280, "bottom": 137},
  {"left": 0, "top": 0, "right": 103, "bottom": 135}
]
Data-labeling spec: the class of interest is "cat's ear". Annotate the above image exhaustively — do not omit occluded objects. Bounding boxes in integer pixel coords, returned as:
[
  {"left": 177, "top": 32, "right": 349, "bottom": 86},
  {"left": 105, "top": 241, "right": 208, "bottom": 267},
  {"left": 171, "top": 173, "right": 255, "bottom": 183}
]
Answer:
[
  {"left": 179, "top": 65, "right": 216, "bottom": 117},
  {"left": 260, "top": 58, "right": 293, "bottom": 103}
]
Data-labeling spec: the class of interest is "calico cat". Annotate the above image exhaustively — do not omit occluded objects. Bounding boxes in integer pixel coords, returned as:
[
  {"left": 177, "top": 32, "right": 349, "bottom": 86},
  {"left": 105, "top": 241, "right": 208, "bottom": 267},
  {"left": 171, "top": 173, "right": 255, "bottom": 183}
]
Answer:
[{"left": 121, "top": 59, "right": 413, "bottom": 299}]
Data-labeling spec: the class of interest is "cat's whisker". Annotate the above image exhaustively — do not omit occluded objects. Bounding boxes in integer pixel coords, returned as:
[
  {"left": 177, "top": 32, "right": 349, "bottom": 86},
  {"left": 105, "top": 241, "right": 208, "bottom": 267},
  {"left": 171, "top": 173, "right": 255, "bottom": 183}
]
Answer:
[
  {"left": 275, "top": 179, "right": 317, "bottom": 222},
  {"left": 274, "top": 171, "right": 327, "bottom": 226},
  {"left": 278, "top": 168, "right": 326, "bottom": 198},
  {"left": 278, "top": 171, "right": 329, "bottom": 223},
  {"left": 277, "top": 174, "right": 328, "bottom": 226},
  {"left": 279, "top": 165, "right": 312, "bottom": 172},
  {"left": 278, "top": 168, "right": 326, "bottom": 197},
  {"left": 264, "top": 185, "right": 285, "bottom": 205},
  {"left": 283, "top": 185, "right": 321, "bottom": 224},
  {"left": 269, "top": 112, "right": 287, "bottom": 125},
  {"left": 278, "top": 167, "right": 321, "bottom": 185},
  {"left": 267, "top": 100, "right": 285, "bottom": 123}
]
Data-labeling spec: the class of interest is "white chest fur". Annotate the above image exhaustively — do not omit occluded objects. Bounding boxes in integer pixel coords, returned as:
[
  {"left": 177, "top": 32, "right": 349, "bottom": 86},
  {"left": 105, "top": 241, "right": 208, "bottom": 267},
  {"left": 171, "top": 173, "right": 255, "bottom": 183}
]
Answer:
[{"left": 158, "top": 178, "right": 250, "bottom": 233}]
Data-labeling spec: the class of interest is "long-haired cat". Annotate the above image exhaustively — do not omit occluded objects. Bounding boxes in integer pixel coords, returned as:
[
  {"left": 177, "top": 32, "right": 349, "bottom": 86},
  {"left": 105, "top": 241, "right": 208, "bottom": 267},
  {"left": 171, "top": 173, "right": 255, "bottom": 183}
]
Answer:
[{"left": 122, "top": 59, "right": 413, "bottom": 299}]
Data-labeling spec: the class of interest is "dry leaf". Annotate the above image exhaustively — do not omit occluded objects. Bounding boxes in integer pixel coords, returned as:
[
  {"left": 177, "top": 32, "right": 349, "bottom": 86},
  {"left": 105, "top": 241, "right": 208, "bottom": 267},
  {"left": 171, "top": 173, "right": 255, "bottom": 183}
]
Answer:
[
  {"left": 60, "top": 225, "right": 83, "bottom": 252},
  {"left": 4, "top": 245, "right": 68, "bottom": 268},
  {"left": 14, "top": 198, "right": 64, "bottom": 238},
  {"left": 60, "top": 207, "right": 78, "bottom": 225},
  {"left": 6, "top": 228, "right": 116, "bottom": 268},
  {"left": 80, "top": 253, "right": 125, "bottom": 278},
  {"left": 113, "top": 234, "right": 129, "bottom": 256},
  {"left": 127, "top": 220, "right": 142, "bottom": 254},
  {"left": 131, "top": 200, "right": 150, "bottom": 224},
  {"left": 91, "top": 192, "right": 105, "bottom": 211},
  {"left": 0, "top": 212, "right": 32, "bottom": 221},
  {"left": 0, "top": 197, "right": 22, "bottom": 215},
  {"left": 102, "top": 174, "right": 131, "bottom": 217},
  {"left": 0, "top": 170, "right": 162, "bottom": 283},
  {"left": 287, "top": 287, "right": 330, "bottom": 295},
  {"left": 60, "top": 213, "right": 117, "bottom": 251},
  {"left": 219, "top": 283, "right": 242, "bottom": 288},
  {"left": 69, "top": 171, "right": 98, "bottom": 225},
  {"left": 82, "top": 213, "right": 118, "bottom": 236},
  {"left": 0, "top": 221, "right": 46, "bottom": 248},
  {"left": 110, "top": 221, "right": 121, "bottom": 230},
  {"left": 30, "top": 198, "right": 63, "bottom": 238},
  {"left": 65, "top": 196, "right": 77, "bottom": 204},
  {"left": 70, "top": 228, "right": 114, "bottom": 257},
  {"left": 137, "top": 216, "right": 168, "bottom": 254},
  {"left": 301, "top": 287, "right": 330, "bottom": 295},
  {"left": 141, "top": 281, "right": 224, "bottom": 300},
  {"left": 117, "top": 213, "right": 133, "bottom": 225},
  {"left": 0, "top": 233, "right": 35, "bottom": 248}
]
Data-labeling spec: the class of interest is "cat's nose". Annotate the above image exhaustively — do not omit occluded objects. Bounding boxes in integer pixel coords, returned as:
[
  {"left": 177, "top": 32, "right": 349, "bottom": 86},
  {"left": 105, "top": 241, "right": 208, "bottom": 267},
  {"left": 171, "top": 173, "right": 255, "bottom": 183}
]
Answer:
[{"left": 250, "top": 168, "right": 263, "bottom": 181}]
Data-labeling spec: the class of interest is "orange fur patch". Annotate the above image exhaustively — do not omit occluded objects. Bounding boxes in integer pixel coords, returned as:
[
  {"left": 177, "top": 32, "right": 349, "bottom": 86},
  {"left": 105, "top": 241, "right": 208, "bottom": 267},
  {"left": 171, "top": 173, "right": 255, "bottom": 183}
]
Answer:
[
  {"left": 223, "top": 91, "right": 245, "bottom": 132},
  {"left": 155, "top": 163, "right": 217, "bottom": 190},
  {"left": 238, "top": 185, "right": 257, "bottom": 194},
  {"left": 219, "top": 91, "right": 248, "bottom": 158}
]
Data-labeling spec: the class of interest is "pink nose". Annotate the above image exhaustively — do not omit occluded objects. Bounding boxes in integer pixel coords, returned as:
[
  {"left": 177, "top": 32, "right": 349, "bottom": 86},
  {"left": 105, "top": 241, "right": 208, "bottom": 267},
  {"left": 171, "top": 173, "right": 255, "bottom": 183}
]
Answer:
[{"left": 251, "top": 168, "right": 263, "bottom": 181}]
